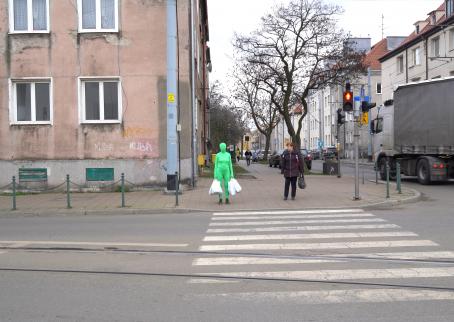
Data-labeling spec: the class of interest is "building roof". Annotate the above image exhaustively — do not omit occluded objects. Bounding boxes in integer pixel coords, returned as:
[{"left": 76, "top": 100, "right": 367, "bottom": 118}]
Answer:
[
  {"left": 379, "top": 2, "right": 453, "bottom": 62},
  {"left": 363, "top": 38, "right": 389, "bottom": 71}
]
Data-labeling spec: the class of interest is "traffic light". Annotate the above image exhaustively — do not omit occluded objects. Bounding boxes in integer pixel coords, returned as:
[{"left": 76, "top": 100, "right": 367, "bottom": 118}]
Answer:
[
  {"left": 343, "top": 83, "right": 353, "bottom": 112},
  {"left": 361, "top": 101, "right": 377, "bottom": 113},
  {"left": 337, "top": 108, "right": 345, "bottom": 125}
]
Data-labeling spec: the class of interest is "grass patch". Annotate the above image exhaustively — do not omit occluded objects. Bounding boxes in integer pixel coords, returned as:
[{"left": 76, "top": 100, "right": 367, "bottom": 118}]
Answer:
[{"left": 199, "top": 163, "right": 249, "bottom": 178}]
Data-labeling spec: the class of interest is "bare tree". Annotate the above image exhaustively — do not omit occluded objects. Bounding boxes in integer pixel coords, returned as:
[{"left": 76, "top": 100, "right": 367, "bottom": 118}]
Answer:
[
  {"left": 209, "top": 81, "right": 248, "bottom": 152},
  {"left": 231, "top": 62, "right": 280, "bottom": 160},
  {"left": 234, "top": 0, "right": 365, "bottom": 148}
]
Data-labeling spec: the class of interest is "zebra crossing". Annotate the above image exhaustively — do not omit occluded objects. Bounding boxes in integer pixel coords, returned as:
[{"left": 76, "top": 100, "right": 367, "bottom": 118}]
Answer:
[{"left": 189, "top": 208, "right": 454, "bottom": 305}]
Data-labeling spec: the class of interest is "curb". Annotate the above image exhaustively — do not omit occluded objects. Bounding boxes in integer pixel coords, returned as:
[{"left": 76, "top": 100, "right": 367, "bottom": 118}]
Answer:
[{"left": 0, "top": 188, "right": 421, "bottom": 217}]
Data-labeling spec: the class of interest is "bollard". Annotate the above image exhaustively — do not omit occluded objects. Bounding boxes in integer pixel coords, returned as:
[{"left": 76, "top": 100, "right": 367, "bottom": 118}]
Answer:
[
  {"left": 121, "top": 173, "right": 125, "bottom": 208},
  {"left": 175, "top": 171, "right": 179, "bottom": 207},
  {"left": 66, "top": 174, "right": 71, "bottom": 209},
  {"left": 12, "top": 176, "right": 17, "bottom": 211},
  {"left": 386, "top": 161, "right": 390, "bottom": 199},
  {"left": 375, "top": 161, "right": 378, "bottom": 184},
  {"left": 396, "top": 162, "right": 402, "bottom": 194}
]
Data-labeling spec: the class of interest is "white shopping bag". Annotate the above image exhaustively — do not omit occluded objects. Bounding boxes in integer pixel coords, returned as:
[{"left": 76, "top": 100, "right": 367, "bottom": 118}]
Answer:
[
  {"left": 209, "top": 179, "right": 223, "bottom": 195},
  {"left": 229, "top": 178, "right": 242, "bottom": 194},
  {"left": 228, "top": 180, "right": 237, "bottom": 196}
]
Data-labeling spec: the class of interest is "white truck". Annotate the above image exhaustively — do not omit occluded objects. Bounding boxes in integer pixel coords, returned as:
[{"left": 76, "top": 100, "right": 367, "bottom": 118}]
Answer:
[{"left": 372, "top": 77, "right": 454, "bottom": 185}]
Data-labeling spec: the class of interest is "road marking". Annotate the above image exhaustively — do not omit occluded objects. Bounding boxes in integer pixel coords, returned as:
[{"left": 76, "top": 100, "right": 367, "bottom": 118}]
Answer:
[
  {"left": 0, "top": 241, "right": 188, "bottom": 248},
  {"left": 196, "top": 289, "right": 454, "bottom": 304},
  {"left": 214, "top": 209, "right": 364, "bottom": 216},
  {"left": 187, "top": 278, "right": 240, "bottom": 284},
  {"left": 207, "top": 224, "right": 401, "bottom": 234},
  {"left": 205, "top": 267, "right": 454, "bottom": 281},
  {"left": 193, "top": 257, "right": 342, "bottom": 266},
  {"left": 209, "top": 218, "right": 386, "bottom": 227},
  {"left": 327, "top": 251, "right": 454, "bottom": 261},
  {"left": 203, "top": 231, "right": 418, "bottom": 242},
  {"left": 211, "top": 213, "right": 375, "bottom": 221},
  {"left": 199, "top": 240, "right": 438, "bottom": 251}
]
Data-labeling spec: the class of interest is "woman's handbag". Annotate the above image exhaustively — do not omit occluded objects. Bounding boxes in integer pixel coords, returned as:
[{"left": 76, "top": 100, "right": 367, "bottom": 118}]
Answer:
[{"left": 298, "top": 174, "right": 306, "bottom": 189}]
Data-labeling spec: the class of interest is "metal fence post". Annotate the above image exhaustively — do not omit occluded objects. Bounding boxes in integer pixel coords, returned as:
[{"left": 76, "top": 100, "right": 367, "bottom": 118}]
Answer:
[
  {"left": 375, "top": 161, "right": 378, "bottom": 184},
  {"left": 396, "top": 162, "right": 402, "bottom": 194},
  {"left": 66, "top": 175, "right": 71, "bottom": 209},
  {"left": 121, "top": 173, "right": 125, "bottom": 208},
  {"left": 386, "top": 161, "right": 390, "bottom": 199},
  {"left": 175, "top": 171, "right": 179, "bottom": 207},
  {"left": 12, "top": 176, "right": 17, "bottom": 211},
  {"left": 362, "top": 168, "right": 365, "bottom": 185}
]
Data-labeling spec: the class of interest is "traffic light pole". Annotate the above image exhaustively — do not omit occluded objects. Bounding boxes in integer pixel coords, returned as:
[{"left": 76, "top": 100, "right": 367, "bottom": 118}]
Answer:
[{"left": 354, "top": 98, "right": 361, "bottom": 201}]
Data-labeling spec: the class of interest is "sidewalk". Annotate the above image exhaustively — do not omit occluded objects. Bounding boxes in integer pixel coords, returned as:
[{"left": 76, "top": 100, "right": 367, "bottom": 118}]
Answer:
[{"left": 0, "top": 162, "right": 418, "bottom": 216}]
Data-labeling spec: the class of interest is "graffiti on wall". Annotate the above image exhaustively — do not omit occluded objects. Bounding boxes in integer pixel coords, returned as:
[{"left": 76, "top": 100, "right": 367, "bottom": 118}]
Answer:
[
  {"left": 129, "top": 141, "right": 153, "bottom": 153},
  {"left": 123, "top": 127, "right": 155, "bottom": 139}
]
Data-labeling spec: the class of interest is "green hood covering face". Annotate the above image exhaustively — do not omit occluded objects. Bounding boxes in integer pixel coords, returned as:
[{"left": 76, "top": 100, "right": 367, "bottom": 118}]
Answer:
[{"left": 220, "top": 143, "right": 227, "bottom": 153}]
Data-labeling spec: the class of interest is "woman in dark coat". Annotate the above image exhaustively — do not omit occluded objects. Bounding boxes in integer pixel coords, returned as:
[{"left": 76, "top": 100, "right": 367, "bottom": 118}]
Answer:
[{"left": 280, "top": 142, "right": 304, "bottom": 200}]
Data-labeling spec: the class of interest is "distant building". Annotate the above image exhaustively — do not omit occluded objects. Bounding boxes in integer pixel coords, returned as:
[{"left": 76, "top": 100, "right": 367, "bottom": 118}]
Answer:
[
  {"left": 0, "top": 0, "right": 211, "bottom": 187},
  {"left": 304, "top": 37, "right": 405, "bottom": 160},
  {"left": 380, "top": 2, "right": 454, "bottom": 102}
]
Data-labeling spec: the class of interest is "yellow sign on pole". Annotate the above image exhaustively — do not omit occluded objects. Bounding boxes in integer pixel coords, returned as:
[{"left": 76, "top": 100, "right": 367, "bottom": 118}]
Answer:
[
  {"left": 167, "top": 93, "right": 176, "bottom": 103},
  {"left": 361, "top": 112, "right": 369, "bottom": 126}
]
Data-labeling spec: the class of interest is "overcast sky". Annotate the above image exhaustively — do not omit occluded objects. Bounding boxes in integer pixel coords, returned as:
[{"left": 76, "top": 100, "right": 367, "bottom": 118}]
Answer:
[{"left": 207, "top": 0, "right": 443, "bottom": 83}]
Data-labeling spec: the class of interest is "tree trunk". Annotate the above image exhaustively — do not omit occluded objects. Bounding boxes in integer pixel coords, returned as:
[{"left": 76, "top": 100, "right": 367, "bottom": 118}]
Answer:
[{"left": 264, "top": 132, "right": 272, "bottom": 160}]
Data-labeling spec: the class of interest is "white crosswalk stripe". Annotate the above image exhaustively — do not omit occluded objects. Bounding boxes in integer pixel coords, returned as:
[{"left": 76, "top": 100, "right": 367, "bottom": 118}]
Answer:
[
  {"left": 196, "top": 289, "right": 454, "bottom": 304},
  {"left": 190, "top": 209, "right": 454, "bottom": 305},
  {"left": 207, "top": 224, "right": 401, "bottom": 234},
  {"left": 203, "top": 231, "right": 418, "bottom": 242},
  {"left": 211, "top": 213, "right": 375, "bottom": 221},
  {"left": 209, "top": 218, "right": 386, "bottom": 227}
]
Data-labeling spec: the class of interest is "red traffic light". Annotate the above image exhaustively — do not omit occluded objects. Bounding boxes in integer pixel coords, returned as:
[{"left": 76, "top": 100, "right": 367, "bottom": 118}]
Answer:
[{"left": 343, "top": 91, "right": 353, "bottom": 112}]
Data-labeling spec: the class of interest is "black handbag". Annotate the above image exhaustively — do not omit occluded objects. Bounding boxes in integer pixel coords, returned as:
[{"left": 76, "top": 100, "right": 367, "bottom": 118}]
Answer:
[{"left": 298, "top": 174, "right": 306, "bottom": 189}]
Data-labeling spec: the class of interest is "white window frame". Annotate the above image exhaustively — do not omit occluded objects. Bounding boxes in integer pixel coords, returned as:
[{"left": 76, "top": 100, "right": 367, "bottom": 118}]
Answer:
[
  {"left": 9, "top": 77, "right": 53, "bottom": 125},
  {"left": 431, "top": 37, "right": 440, "bottom": 57},
  {"left": 449, "top": 29, "right": 454, "bottom": 51},
  {"left": 376, "top": 82, "right": 382, "bottom": 95},
  {"left": 77, "top": 0, "right": 119, "bottom": 33},
  {"left": 78, "top": 77, "right": 122, "bottom": 124},
  {"left": 8, "top": 0, "right": 50, "bottom": 34},
  {"left": 397, "top": 55, "right": 404, "bottom": 74},
  {"left": 412, "top": 47, "right": 421, "bottom": 66}
]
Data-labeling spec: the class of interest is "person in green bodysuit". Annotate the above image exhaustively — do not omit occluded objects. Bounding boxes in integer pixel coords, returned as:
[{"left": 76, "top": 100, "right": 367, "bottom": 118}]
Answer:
[{"left": 214, "top": 142, "right": 234, "bottom": 204}]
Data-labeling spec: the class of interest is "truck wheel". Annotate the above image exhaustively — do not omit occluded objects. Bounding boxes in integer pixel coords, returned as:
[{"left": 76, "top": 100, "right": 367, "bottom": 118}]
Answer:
[{"left": 417, "top": 159, "right": 431, "bottom": 185}]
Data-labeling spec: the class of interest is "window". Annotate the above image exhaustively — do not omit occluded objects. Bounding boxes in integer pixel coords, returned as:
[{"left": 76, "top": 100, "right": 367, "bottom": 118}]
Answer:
[
  {"left": 78, "top": 0, "right": 118, "bottom": 32},
  {"left": 10, "top": 79, "right": 52, "bottom": 124},
  {"left": 9, "top": 0, "right": 49, "bottom": 33},
  {"left": 450, "top": 71, "right": 454, "bottom": 76},
  {"left": 431, "top": 37, "right": 440, "bottom": 57},
  {"left": 412, "top": 47, "right": 421, "bottom": 66},
  {"left": 397, "top": 55, "right": 404, "bottom": 74},
  {"left": 447, "top": 0, "right": 454, "bottom": 17},
  {"left": 376, "top": 82, "right": 382, "bottom": 94},
  {"left": 450, "top": 29, "right": 454, "bottom": 51},
  {"left": 79, "top": 78, "right": 122, "bottom": 123}
]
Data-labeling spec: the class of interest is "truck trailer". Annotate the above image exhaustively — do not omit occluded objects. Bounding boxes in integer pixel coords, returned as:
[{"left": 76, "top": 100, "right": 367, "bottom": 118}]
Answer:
[{"left": 372, "top": 77, "right": 454, "bottom": 185}]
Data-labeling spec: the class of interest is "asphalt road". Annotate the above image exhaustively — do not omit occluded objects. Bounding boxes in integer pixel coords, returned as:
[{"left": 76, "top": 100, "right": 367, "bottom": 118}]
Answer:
[{"left": 1, "top": 164, "right": 454, "bottom": 322}]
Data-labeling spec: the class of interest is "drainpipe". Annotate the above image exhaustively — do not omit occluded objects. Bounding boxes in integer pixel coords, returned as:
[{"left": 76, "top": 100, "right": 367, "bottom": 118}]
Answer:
[
  {"left": 405, "top": 48, "right": 409, "bottom": 83},
  {"left": 190, "top": 0, "right": 197, "bottom": 187}
]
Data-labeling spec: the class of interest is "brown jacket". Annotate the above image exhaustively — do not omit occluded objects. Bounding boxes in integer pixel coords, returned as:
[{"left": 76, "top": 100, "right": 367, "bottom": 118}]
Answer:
[{"left": 280, "top": 150, "right": 304, "bottom": 178}]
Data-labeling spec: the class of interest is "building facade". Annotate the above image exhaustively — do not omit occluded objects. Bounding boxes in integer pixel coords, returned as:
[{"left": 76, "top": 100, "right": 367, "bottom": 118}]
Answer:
[
  {"left": 0, "top": 0, "right": 210, "bottom": 187},
  {"left": 380, "top": 2, "right": 454, "bottom": 102}
]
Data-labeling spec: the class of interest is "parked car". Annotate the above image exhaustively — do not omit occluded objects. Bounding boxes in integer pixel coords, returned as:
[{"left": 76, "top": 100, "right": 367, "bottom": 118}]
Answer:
[
  {"left": 268, "top": 149, "right": 284, "bottom": 168},
  {"left": 311, "top": 149, "right": 321, "bottom": 160},
  {"left": 323, "top": 147, "right": 338, "bottom": 160},
  {"left": 300, "top": 149, "right": 312, "bottom": 170}
]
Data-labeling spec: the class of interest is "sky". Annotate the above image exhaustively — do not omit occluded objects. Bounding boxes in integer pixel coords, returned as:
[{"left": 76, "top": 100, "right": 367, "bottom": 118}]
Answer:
[{"left": 207, "top": 0, "right": 443, "bottom": 83}]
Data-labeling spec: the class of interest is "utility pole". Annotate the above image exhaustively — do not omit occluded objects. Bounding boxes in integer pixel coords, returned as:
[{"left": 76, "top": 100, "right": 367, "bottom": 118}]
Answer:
[{"left": 166, "top": 0, "right": 179, "bottom": 191}]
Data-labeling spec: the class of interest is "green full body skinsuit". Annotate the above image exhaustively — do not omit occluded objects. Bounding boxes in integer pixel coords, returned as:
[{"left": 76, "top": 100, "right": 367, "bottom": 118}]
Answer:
[{"left": 214, "top": 143, "right": 234, "bottom": 203}]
